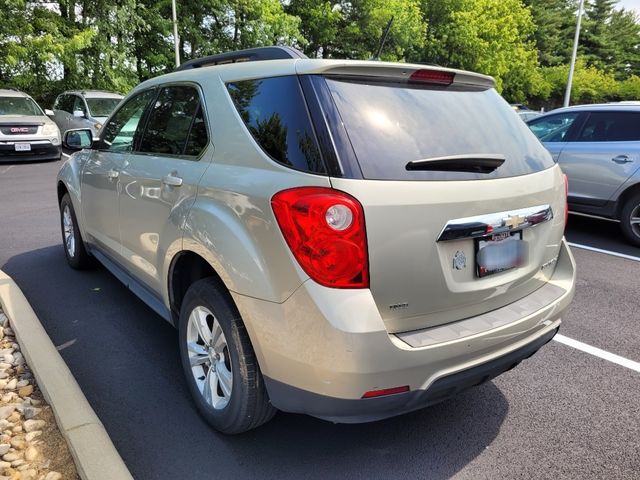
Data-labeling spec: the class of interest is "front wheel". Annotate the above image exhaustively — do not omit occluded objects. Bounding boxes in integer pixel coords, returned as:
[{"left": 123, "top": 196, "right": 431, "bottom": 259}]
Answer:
[
  {"left": 59, "top": 193, "right": 94, "bottom": 269},
  {"left": 620, "top": 193, "right": 640, "bottom": 247},
  {"left": 178, "top": 277, "right": 276, "bottom": 434}
]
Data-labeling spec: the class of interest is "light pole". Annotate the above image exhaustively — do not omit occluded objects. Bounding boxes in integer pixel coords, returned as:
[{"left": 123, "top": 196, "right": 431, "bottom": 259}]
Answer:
[
  {"left": 564, "top": 0, "right": 585, "bottom": 107},
  {"left": 172, "top": 0, "right": 180, "bottom": 68}
]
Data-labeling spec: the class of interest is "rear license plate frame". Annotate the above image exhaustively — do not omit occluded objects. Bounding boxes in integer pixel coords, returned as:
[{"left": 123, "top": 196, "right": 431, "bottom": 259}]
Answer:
[
  {"left": 14, "top": 143, "right": 31, "bottom": 152},
  {"left": 475, "top": 231, "right": 524, "bottom": 278}
]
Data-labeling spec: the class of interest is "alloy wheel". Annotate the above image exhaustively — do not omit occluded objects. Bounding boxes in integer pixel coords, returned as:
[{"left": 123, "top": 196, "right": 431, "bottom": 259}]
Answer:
[
  {"left": 62, "top": 205, "right": 75, "bottom": 258},
  {"left": 186, "top": 306, "right": 233, "bottom": 410}
]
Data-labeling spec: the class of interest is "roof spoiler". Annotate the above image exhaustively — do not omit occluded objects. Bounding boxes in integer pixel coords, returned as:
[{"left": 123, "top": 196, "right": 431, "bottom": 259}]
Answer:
[{"left": 176, "top": 46, "right": 308, "bottom": 71}]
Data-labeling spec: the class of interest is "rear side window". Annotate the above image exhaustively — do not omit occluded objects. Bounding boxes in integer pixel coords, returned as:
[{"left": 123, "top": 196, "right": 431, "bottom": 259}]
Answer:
[
  {"left": 324, "top": 78, "right": 554, "bottom": 181},
  {"left": 576, "top": 111, "right": 640, "bottom": 142},
  {"left": 139, "top": 85, "right": 208, "bottom": 157},
  {"left": 227, "top": 76, "right": 326, "bottom": 174}
]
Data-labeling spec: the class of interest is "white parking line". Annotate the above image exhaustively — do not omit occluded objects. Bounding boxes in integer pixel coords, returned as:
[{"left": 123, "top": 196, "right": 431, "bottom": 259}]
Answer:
[
  {"left": 554, "top": 334, "right": 640, "bottom": 373},
  {"left": 0, "top": 165, "right": 14, "bottom": 175},
  {"left": 62, "top": 152, "right": 70, "bottom": 159},
  {"left": 567, "top": 242, "right": 640, "bottom": 262}
]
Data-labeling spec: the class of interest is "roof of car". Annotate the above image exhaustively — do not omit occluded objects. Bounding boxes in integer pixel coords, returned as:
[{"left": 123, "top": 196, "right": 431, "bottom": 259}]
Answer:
[
  {"left": 60, "top": 90, "right": 124, "bottom": 99},
  {"left": 0, "top": 89, "right": 29, "bottom": 98},
  {"left": 543, "top": 103, "right": 640, "bottom": 115}
]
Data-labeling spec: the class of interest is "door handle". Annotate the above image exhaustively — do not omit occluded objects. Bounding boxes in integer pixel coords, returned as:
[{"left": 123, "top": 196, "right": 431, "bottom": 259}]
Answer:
[
  {"left": 107, "top": 169, "right": 119, "bottom": 179},
  {"left": 612, "top": 155, "right": 632, "bottom": 164},
  {"left": 162, "top": 174, "right": 183, "bottom": 187}
]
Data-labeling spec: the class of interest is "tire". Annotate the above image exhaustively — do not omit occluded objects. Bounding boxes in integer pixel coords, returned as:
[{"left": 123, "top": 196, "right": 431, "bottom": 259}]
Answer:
[
  {"left": 59, "top": 193, "right": 94, "bottom": 269},
  {"left": 178, "top": 277, "right": 276, "bottom": 434},
  {"left": 620, "top": 193, "right": 640, "bottom": 247}
]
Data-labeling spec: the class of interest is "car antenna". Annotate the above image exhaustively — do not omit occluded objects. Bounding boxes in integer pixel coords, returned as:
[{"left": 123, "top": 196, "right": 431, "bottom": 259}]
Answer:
[{"left": 373, "top": 16, "right": 394, "bottom": 61}]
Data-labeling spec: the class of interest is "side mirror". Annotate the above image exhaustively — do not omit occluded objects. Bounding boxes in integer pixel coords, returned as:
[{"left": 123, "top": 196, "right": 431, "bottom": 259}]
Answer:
[
  {"left": 73, "top": 110, "right": 85, "bottom": 118},
  {"left": 44, "top": 109, "right": 54, "bottom": 116},
  {"left": 63, "top": 129, "right": 94, "bottom": 150}
]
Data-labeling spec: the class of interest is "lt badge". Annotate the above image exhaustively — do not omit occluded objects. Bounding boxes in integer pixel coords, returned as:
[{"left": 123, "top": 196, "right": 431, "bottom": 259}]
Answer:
[{"left": 453, "top": 250, "right": 467, "bottom": 270}]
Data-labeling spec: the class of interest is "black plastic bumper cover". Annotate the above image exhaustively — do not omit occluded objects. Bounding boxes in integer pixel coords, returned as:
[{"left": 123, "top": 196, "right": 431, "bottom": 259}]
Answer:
[{"left": 264, "top": 327, "right": 558, "bottom": 423}]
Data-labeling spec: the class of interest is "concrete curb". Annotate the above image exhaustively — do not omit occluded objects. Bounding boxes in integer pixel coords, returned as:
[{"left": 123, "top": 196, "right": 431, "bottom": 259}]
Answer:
[{"left": 0, "top": 270, "right": 133, "bottom": 480}]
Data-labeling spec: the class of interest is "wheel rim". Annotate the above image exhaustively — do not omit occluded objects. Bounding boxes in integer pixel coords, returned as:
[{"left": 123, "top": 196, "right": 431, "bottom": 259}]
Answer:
[
  {"left": 631, "top": 204, "right": 640, "bottom": 238},
  {"left": 186, "top": 306, "right": 233, "bottom": 410},
  {"left": 62, "top": 205, "right": 76, "bottom": 258}
]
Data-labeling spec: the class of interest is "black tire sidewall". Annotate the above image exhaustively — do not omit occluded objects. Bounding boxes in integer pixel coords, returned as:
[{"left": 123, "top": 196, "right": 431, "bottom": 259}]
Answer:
[
  {"left": 620, "top": 194, "right": 640, "bottom": 247},
  {"left": 178, "top": 280, "right": 248, "bottom": 433},
  {"left": 59, "top": 194, "right": 86, "bottom": 268}
]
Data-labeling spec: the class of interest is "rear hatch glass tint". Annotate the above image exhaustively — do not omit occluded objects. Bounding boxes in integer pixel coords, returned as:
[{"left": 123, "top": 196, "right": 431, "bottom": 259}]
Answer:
[{"left": 324, "top": 78, "right": 554, "bottom": 181}]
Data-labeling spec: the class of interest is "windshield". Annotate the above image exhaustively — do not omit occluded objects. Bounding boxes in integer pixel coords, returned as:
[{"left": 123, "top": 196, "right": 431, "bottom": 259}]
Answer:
[
  {"left": 86, "top": 97, "right": 121, "bottom": 117},
  {"left": 0, "top": 96, "right": 43, "bottom": 116},
  {"left": 324, "top": 78, "right": 554, "bottom": 180}
]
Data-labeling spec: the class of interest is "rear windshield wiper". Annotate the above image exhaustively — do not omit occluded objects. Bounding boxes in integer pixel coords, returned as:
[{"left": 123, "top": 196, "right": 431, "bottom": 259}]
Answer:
[{"left": 405, "top": 154, "right": 505, "bottom": 173}]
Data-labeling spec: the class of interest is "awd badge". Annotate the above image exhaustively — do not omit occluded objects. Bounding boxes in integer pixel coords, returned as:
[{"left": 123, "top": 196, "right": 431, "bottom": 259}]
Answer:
[{"left": 453, "top": 250, "right": 467, "bottom": 270}]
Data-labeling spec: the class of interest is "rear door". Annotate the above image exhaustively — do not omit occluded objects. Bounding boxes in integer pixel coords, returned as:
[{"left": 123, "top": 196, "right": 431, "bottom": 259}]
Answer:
[
  {"left": 556, "top": 110, "right": 640, "bottom": 205},
  {"left": 117, "top": 84, "right": 211, "bottom": 293},
  {"left": 311, "top": 74, "right": 566, "bottom": 333}
]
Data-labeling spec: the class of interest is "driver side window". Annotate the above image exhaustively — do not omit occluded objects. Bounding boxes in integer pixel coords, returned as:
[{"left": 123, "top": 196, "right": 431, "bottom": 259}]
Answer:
[
  {"left": 101, "top": 90, "right": 155, "bottom": 152},
  {"left": 528, "top": 113, "right": 579, "bottom": 143}
]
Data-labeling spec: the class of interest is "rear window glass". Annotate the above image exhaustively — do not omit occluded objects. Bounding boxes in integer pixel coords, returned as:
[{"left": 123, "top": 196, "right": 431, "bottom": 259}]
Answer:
[
  {"left": 576, "top": 111, "right": 640, "bottom": 142},
  {"left": 325, "top": 78, "right": 554, "bottom": 180},
  {"left": 227, "top": 76, "right": 326, "bottom": 174}
]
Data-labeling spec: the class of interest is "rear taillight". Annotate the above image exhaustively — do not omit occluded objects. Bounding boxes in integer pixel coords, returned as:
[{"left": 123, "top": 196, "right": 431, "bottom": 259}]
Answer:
[
  {"left": 563, "top": 174, "right": 569, "bottom": 227},
  {"left": 271, "top": 187, "right": 369, "bottom": 289},
  {"left": 409, "top": 69, "right": 455, "bottom": 85}
]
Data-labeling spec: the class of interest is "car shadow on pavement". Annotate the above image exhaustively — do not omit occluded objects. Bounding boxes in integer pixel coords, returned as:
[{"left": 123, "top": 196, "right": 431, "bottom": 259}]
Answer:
[{"left": 2, "top": 245, "right": 508, "bottom": 480}]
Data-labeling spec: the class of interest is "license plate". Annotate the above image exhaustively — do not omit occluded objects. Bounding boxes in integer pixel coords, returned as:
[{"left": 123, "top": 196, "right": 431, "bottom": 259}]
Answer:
[
  {"left": 476, "top": 231, "right": 524, "bottom": 278},
  {"left": 14, "top": 143, "right": 31, "bottom": 152}
]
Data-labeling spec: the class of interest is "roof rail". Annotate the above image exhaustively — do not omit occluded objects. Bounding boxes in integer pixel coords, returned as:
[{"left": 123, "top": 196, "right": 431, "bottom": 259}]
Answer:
[{"left": 175, "top": 46, "right": 307, "bottom": 72}]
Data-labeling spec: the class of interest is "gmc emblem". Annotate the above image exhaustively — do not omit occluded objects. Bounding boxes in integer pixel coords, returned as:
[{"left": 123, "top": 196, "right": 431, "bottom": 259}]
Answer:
[{"left": 10, "top": 127, "right": 29, "bottom": 133}]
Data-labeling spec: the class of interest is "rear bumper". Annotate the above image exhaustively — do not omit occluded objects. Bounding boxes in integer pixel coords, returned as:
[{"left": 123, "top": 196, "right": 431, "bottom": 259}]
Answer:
[
  {"left": 0, "top": 142, "right": 61, "bottom": 162},
  {"left": 264, "top": 327, "right": 558, "bottom": 423},
  {"left": 232, "top": 238, "right": 576, "bottom": 423}
]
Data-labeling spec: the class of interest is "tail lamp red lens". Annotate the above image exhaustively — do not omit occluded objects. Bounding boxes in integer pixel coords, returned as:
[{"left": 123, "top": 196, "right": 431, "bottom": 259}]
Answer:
[
  {"left": 563, "top": 174, "right": 569, "bottom": 227},
  {"left": 271, "top": 187, "right": 369, "bottom": 289},
  {"left": 362, "top": 386, "right": 410, "bottom": 399},
  {"left": 409, "top": 69, "right": 455, "bottom": 85}
]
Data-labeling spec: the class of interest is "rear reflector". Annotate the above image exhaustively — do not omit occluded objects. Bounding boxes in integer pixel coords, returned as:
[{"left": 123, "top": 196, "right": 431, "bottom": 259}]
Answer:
[
  {"left": 409, "top": 69, "right": 455, "bottom": 85},
  {"left": 361, "top": 386, "right": 410, "bottom": 399}
]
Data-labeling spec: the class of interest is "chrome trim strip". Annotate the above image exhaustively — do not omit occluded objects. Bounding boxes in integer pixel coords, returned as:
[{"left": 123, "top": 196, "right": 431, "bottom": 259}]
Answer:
[{"left": 437, "top": 204, "right": 553, "bottom": 242}]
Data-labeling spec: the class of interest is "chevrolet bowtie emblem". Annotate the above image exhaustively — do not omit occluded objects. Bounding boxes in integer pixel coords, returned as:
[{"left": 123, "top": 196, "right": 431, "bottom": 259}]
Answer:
[{"left": 504, "top": 214, "right": 525, "bottom": 229}]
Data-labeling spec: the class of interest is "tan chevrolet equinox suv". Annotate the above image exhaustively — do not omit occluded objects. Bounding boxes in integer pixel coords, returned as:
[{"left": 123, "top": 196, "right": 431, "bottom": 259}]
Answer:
[{"left": 56, "top": 46, "right": 576, "bottom": 434}]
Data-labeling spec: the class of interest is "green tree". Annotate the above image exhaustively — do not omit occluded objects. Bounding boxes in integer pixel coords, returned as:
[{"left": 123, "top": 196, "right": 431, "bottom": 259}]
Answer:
[
  {"left": 420, "top": 0, "right": 542, "bottom": 100},
  {"left": 524, "top": 0, "right": 576, "bottom": 66},
  {"left": 287, "top": 0, "right": 426, "bottom": 60}
]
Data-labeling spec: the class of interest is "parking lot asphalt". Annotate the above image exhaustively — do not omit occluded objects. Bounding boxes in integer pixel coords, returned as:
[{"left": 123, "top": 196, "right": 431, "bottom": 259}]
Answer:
[{"left": 1, "top": 158, "right": 639, "bottom": 479}]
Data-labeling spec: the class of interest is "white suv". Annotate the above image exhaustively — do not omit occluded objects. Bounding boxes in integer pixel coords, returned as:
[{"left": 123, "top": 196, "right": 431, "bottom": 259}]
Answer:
[{"left": 0, "top": 89, "right": 61, "bottom": 162}]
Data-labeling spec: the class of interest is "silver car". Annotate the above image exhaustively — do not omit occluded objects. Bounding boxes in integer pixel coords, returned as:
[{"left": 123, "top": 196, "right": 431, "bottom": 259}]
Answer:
[
  {"left": 52, "top": 90, "right": 123, "bottom": 136},
  {"left": 0, "top": 89, "right": 61, "bottom": 162},
  {"left": 57, "top": 47, "right": 575, "bottom": 433},
  {"left": 528, "top": 104, "right": 640, "bottom": 246}
]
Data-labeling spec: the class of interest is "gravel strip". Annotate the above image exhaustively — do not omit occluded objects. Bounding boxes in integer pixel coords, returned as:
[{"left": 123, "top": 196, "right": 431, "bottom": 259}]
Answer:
[{"left": 0, "top": 308, "right": 78, "bottom": 480}]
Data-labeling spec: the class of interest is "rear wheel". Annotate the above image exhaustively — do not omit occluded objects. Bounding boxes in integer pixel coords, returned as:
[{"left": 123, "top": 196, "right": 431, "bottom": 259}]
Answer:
[
  {"left": 178, "top": 277, "right": 276, "bottom": 434},
  {"left": 620, "top": 193, "right": 640, "bottom": 247},
  {"left": 59, "top": 193, "right": 94, "bottom": 269}
]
